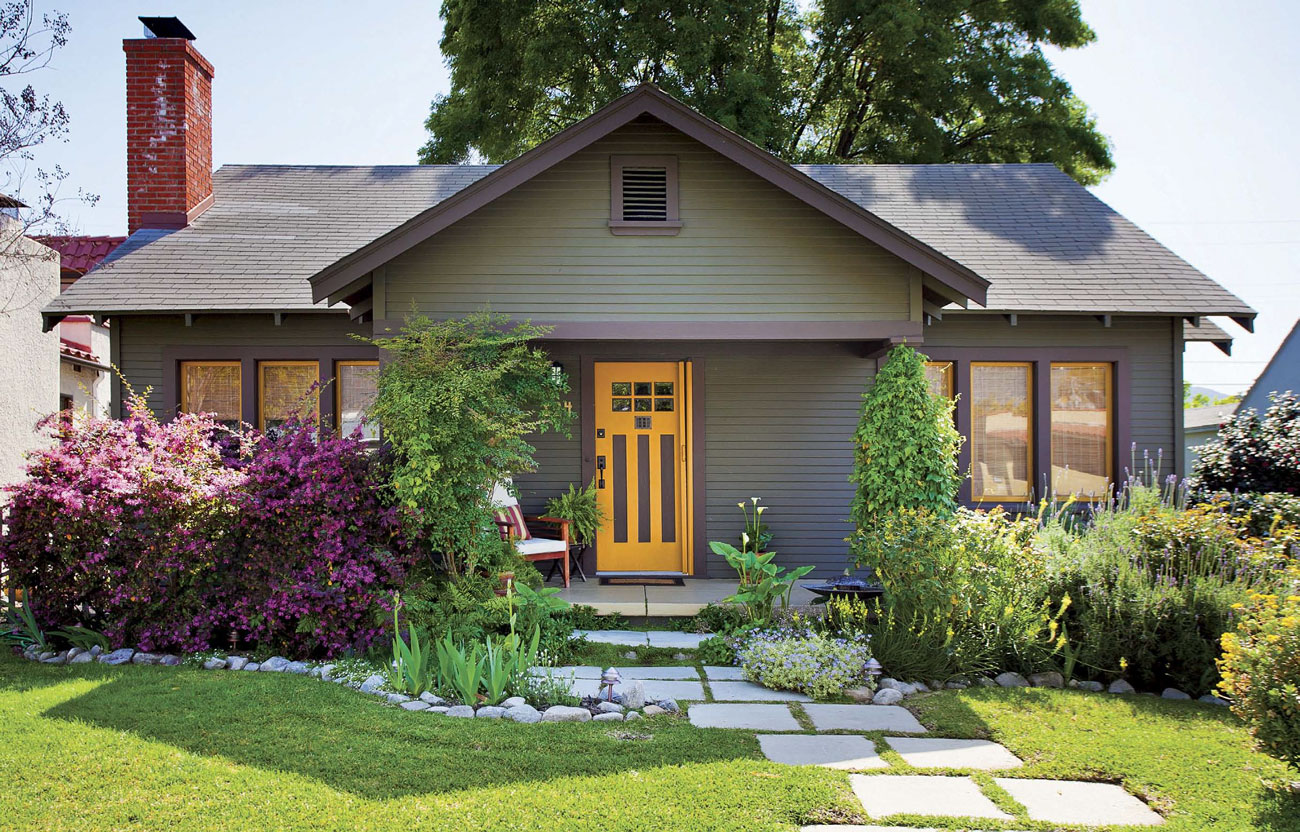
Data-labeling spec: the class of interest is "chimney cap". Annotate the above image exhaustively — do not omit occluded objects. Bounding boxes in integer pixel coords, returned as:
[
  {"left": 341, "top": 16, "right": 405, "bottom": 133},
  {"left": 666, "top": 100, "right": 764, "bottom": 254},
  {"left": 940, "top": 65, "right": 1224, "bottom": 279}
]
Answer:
[{"left": 139, "top": 16, "right": 195, "bottom": 40}]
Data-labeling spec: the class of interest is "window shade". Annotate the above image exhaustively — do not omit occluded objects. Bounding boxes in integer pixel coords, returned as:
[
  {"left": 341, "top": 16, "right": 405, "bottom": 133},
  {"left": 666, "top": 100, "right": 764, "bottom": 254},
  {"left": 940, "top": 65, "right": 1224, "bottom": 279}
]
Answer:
[
  {"left": 338, "top": 361, "right": 378, "bottom": 440},
  {"left": 1050, "top": 363, "right": 1112, "bottom": 498},
  {"left": 621, "top": 167, "right": 669, "bottom": 221},
  {"left": 925, "top": 362, "right": 954, "bottom": 399},
  {"left": 181, "top": 362, "right": 241, "bottom": 426},
  {"left": 971, "top": 363, "right": 1032, "bottom": 500},
  {"left": 259, "top": 361, "right": 319, "bottom": 431}
]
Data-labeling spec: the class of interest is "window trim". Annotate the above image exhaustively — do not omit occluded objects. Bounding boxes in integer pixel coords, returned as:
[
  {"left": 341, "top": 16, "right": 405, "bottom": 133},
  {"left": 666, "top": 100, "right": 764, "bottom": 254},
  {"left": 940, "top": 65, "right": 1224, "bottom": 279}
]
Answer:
[
  {"left": 1049, "top": 361, "right": 1114, "bottom": 501},
  {"left": 970, "top": 360, "right": 1034, "bottom": 503},
  {"left": 258, "top": 359, "right": 320, "bottom": 431},
  {"left": 180, "top": 360, "right": 242, "bottom": 423},
  {"left": 335, "top": 359, "right": 379, "bottom": 438},
  {"left": 609, "top": 154, "right": 681, "bottom": 235}
]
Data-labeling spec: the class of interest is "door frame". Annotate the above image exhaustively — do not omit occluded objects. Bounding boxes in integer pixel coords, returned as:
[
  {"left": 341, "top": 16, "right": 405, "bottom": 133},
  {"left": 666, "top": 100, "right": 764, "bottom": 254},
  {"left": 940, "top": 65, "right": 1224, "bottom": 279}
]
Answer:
[{"left": 580, "top": 353, "right": 707, "bottom": 577}]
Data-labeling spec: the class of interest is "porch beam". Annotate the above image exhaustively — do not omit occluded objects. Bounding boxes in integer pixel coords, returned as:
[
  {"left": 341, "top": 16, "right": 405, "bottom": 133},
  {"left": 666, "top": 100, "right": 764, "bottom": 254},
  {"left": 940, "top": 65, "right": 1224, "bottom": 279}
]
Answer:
[{"left": 370, "top": 319, "right": 925, "bottom": 342}]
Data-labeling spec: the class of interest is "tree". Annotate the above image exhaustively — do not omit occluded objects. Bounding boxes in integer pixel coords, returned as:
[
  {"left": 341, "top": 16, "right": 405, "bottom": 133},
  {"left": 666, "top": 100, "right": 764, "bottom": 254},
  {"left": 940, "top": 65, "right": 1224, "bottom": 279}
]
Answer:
[
  {"left": 849, "top": 344, "right": 963, "bottom": 532},
  {"left": 1191, "top": 392, "right": 1300, "bottom": 496},
  {"left": 421, "top": 0, "right": 1112, "bottom": 184},
  {"left": 1183, "top": 381, "right": 1240, "bottom": 409}
]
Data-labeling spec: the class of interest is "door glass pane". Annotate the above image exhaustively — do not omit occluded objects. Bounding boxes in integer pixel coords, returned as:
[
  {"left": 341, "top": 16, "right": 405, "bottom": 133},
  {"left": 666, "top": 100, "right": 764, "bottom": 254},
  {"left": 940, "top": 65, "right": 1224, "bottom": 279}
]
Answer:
[
  {"left": 971, "top": 363, "right": 1031, "bottom": 500},
  {"left": 654, "top": 381, "right": 674, "bottom": 396},
  {"left": 182, "top": 363, "right": 241, "bottom": 427},
  {"left": 612, "top": 398, "right": 632, "bottom": 412},
  {"left": 612, "top": 382, "right": 631, "bottom": 396},
  {"left": 654, "top": 398, "right": 674, "bottom": 411},
  {"left": 1051, "top": 363, "right": 1111, "bottom": 498},
  {"left": 634, "top": 398, "right": 652, "bottom": 411},
  {"left": 634, "top": 382, "right": 652, "bottom": 396},
  {"left": 338, "top": 362, "right": 379, "bottom": 440},
  {"left": 261, "top": 362, "right": 319, "bottom": 432}
]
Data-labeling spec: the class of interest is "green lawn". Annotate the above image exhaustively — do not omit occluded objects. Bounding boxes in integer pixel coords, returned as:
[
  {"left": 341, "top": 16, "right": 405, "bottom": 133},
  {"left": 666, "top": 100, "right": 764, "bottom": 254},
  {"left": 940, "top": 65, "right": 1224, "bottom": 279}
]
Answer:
[{"left": 2, "top": 653, "right": 1296, "bottom": 831}]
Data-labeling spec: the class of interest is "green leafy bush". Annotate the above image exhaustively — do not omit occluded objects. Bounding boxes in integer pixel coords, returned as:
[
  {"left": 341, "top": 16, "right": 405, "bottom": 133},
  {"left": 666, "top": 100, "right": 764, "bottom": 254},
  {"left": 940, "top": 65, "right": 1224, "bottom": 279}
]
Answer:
[
  {"left": 681, "top": 602, "right": 747, "bottom": 635},
  {"left": 543, "top": 480, "right": 607, "bottom": 545},
  {"left": 1218, "top": 580, "right": 1300, "bottom": 771},
  {"left": 559, "top": 604, "right": 627, "bottom": 632},
  {"left": 850, "top": 344, "right": 962, "bottom": 532},
  {"left": 1191, "top": 391, "right": 1300, "bottom": 496},
  {"left": 733, "top": 625, "right": 872, "bottom": 698},
  {"left": 710, "top": 541, "right": 813, "bottom": 625},
  {"left": 695, "top": 635, "right": 737, "bottom": 666}
]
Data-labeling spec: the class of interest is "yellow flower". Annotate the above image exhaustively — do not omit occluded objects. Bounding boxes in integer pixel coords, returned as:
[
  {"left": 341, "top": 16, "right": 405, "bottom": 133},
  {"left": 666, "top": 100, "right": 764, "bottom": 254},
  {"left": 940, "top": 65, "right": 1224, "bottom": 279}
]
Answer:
[{"left": 1120, "top": 657, "right": 1129, "bottom": 672}]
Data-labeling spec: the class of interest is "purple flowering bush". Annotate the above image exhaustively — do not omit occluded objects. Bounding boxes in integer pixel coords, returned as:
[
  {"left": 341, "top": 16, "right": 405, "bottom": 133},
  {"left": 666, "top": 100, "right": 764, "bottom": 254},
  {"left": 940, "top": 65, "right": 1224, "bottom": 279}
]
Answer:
[
  {"left": 733, "top": 625, "right": 872, "bottom": 698},
  {"left": 0, "top": 396, "right": 415, "bottom": 656}
]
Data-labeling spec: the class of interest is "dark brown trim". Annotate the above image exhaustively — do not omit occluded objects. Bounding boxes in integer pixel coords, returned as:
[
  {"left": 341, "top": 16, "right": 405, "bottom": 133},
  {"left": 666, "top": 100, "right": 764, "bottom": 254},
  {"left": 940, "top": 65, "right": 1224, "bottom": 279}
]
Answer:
[
  {"left": 916, "top": 346, "right": 1130, "bottom": 510},
  {"left": 309, "top": 85, "right": 989, "bottom": 306},
  {"left": 371, "top": 319, "right": 924, "bottom": 342},
  {"left": 690, "top": 358, "right": 707, "bottom": 577}
]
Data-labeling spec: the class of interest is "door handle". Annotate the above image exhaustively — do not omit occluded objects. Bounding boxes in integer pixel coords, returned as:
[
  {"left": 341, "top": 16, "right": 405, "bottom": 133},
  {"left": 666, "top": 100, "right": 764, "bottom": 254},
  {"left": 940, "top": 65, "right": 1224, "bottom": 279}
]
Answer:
[{"left": 597, "top": 455, "right": 606, "bottom": 489}]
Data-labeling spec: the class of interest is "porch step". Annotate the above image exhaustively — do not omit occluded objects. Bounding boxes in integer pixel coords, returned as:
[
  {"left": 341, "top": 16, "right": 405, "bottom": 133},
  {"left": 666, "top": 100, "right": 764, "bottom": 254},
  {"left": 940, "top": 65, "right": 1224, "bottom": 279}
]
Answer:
[{"left": 555, "top": 578, "right": 818, "bottom": 617}]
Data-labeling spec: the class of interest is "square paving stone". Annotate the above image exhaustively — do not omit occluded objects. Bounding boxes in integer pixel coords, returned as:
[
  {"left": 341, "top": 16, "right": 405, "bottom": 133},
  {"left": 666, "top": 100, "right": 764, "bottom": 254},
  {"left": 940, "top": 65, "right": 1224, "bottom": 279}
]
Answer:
[
  {"left": 703, "top": 665, "right": 747, "bottom": 680},
  {"left": 804, "top": 704, "right": 927, "bottom": 734},
  {"left": 531, "top": 665, "right": 602, "bottom": 680},
  {"left": 688, "top": 703, "right": 801, "bottom": 731},
  {"left": 573, "top": 629, "right": 650, "bottom": 646},
  {"left": 995, "top": 778, "right": 1165, "bottom": 826},
  {"left": 614, "top": 666, "right": 701, "bottom": 680},
  {"left": 759, "top": 734, "right": 888, "bottom": 769},
  {"left": 568, "top": 678, "right": 706, "bottom": 701},
  {"left": 885, "top": 737, "right": 1022, "bottom": 770},
  {"left": 645, "top": 631, "right": 708, "bottom": 649},
  {"left": 850, "top": 775, "right": 1013, "bottom": 821},
  {"left": 710, "top": 681, "right": 811, "bottom": 702}
]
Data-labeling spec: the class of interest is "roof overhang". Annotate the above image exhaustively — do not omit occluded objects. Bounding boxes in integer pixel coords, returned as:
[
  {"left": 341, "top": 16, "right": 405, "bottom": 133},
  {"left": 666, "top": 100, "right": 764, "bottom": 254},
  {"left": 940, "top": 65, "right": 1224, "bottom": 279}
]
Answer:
[
  {"left": 308, "top": 85, "right": 990, "bottom": 307},
  {"left": 1183, "top": 318, "right": 1235, "bottom": 355}
]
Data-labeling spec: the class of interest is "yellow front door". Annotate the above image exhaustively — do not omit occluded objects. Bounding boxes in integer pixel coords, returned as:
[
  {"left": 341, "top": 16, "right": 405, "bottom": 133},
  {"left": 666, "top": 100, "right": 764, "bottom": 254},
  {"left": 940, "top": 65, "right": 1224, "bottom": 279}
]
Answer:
[{"left": 593, "top": 361, "right": 692, "bottom": 574}]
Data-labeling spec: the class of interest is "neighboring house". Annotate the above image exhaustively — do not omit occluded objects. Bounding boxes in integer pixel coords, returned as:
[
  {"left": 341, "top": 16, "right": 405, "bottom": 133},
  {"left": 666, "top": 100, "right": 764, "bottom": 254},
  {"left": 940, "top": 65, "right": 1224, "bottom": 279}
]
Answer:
[
  {"left": 1238, "top": 319, "right": 1300, "bottom": 414},
  {"left": 0, "top": 206, "right": 60, "bottom": 488},
  {"left": 1183, "top": 403, "right": 1237, "bottom": 474},
  {"left": 44, "top": 18, "right": 1257, "bottom": 577},
  {"left": 39, "top": 236, "right": 124, "bottom": 418}
]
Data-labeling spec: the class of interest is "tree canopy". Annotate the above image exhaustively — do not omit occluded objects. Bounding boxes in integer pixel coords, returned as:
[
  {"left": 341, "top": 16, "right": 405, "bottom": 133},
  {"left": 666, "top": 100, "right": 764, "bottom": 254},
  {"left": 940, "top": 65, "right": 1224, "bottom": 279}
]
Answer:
[{"left": 421, "top": 0, "right": 1113, "bottom": 184}]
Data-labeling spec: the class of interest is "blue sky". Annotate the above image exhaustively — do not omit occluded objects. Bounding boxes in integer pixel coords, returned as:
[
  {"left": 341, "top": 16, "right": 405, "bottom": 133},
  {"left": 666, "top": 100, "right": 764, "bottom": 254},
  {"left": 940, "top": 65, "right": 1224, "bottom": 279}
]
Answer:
[{"left": 23, "top": 0, "right": 1300, "bottom": 396}]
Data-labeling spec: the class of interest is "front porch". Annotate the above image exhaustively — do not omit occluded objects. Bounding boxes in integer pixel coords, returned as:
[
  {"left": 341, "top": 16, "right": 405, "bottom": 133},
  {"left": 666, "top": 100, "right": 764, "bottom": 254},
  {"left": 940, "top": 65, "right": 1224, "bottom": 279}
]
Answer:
[{"left": 553, "top": 578, "right": 819, "bottom": 617}]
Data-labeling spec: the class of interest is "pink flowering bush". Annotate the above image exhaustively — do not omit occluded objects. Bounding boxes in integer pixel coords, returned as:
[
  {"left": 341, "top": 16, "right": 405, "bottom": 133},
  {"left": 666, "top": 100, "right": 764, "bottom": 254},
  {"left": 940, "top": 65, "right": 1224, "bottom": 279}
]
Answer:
[{"left": 0, "top": 395, "right": 416, "bottom": 657}]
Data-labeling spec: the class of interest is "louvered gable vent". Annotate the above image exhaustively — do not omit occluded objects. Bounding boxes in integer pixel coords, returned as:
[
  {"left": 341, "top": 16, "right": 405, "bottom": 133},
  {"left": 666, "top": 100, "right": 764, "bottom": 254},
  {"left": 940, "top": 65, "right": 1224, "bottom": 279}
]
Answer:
[{"left": 620, "top": 166, "right": 669, "bottom": 221}]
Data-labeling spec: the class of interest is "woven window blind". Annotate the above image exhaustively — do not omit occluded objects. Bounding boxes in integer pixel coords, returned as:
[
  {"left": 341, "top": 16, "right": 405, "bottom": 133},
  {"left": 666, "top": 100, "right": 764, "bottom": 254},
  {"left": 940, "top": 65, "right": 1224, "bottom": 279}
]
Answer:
[
  {"left": 260, "top": 362, "right": 319, "bottom": 430},
  {"left": 971, "top": 363, "right": 1031, "bottom": 499},
  {"left": 181, "top": 363, "right": 240, "bottom": 424},
  {"left": 925, "top": 362, "right": 954, "bottom": 399},
  {"left": 338, "top": 362, "right": 378, "bottom": 439},
  {"left": 1050, "top": 363, "right": 1111, "bottom": 498}
]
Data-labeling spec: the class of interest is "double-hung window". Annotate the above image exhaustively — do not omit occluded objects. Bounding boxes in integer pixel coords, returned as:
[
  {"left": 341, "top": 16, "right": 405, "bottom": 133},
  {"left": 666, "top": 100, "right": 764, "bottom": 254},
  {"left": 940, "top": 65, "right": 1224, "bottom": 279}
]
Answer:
[
  {"left": 258, "top": 361, "right": 319, "bottom": 432},
  {"left": 970, "top": 362, "right": 1033, "bottom": 501},
  {"left": 336, "top": 360, "right": 379, "bottom": 440},
  {"left": 1050, "top": 362, "right": 1113, "bottom": 498},
  {"left": 180, "top": 361, "right": 242, "bottom": 428}
]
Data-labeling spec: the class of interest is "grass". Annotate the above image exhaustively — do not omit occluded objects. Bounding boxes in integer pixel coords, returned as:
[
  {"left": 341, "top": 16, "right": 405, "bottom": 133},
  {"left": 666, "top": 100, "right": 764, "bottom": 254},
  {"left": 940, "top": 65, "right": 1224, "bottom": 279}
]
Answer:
[{"left": 566, "top": 640, "right": 696, "bottom": 668}]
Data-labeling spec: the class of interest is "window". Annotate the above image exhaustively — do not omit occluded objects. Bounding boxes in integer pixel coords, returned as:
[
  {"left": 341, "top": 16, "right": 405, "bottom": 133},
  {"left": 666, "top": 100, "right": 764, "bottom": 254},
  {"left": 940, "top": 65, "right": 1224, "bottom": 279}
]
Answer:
[
  {"left": 609, "top": 155, "right": 680, "bottom": 235},
  {"left": 337, "top": 360, "right": 379, "bottom": 440},
  {"left": 970, "top": 362, "right": 1032, "bottom": 501},
  {"left": 258, "top": 361, "right": 319, "bottom": 432},
  {"left": 181, "top": 361, "right": 241, "bottom": 427},
  {"left": 925, "top": 361, "right": 954, "bottom": 399},
  {"left": 1050, "top": 363, "right": 1113, "bottom": 498}
]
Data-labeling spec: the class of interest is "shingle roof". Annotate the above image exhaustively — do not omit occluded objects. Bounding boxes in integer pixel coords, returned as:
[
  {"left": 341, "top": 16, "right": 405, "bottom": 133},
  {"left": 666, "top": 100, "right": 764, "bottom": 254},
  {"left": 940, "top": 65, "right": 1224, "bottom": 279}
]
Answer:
[
  {"left": 1185, "top": 403, "right": 1237, "bottom": 430},
  {"left": 47, "top": 160, "right": 1254, "bottom": 320}
]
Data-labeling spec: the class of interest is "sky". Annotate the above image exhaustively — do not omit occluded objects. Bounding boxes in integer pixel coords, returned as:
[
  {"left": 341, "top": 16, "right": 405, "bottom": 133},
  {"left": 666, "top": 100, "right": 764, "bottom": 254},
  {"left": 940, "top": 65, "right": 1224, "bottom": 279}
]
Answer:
[{"left": 17, "top": 0, "right": 1300, "bottom": 397}]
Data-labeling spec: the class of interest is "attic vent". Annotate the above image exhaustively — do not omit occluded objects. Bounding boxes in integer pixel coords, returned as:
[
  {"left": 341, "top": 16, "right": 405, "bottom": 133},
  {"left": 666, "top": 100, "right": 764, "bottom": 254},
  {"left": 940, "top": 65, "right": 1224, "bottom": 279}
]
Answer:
[{"left": 621, "top": 167, "right": 668, "bottom": 221}]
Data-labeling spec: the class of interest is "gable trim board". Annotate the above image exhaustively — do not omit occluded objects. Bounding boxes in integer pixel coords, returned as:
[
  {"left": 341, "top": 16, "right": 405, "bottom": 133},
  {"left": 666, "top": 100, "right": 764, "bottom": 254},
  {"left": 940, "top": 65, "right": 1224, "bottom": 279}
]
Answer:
[
  {"left": 308, "top": 86, "right": 990, "bottom": 309},
  {"left": 371, "top": 319, "right": 924, "bottom": 342}
]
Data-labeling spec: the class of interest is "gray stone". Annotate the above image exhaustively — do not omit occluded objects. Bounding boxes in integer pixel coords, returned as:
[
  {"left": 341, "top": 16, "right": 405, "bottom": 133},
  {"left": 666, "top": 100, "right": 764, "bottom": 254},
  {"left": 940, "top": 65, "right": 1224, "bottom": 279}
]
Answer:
[
  {"left": 622, "top": 650, "right": 638, "bottom": 660},
  {"left": 1162, "top": 687, "right": 1191, "bottom": 700},
  {"left": 911, "top": 681, "right": 931, "bottom": 693},
  {"left": 259, "top": 656, "right": 291, "bottom": 672},
  {"left": 420, "top": 691, "right": 447, "bottom": 705},
  {"left": 159, "top": 655, "right": 181, "bottom": 666},
  {"left": 202, "top": 658, "right": 227, "bottom": 670},
  {"left": 476, "top": 706, "right": 508, "bottom": 719},
  {"left": 69, "top": 652, "right": 95, "bottom": 664},
  {"left": 37, "top": 651, "right": 55, "bottom": 661},
  {"left": 1078, "top": 680, "right": 1104, "bottom": 692},
  {"left": 596, "top": 701, "right": 626, "bottom": 714},
  {"left": 944, "top": 681, "right": 968, "bottom": 690},
  {"left": 426, "top": 706, "right": 450, "bottom": 715},
  {"left": 225, "top": 656, "right": 249, "bottom": 671},
  {"left": 760, "top": 734, "right": 888, "bottom": 769},
  {"left": 89, "top": 645, "right": 103, "bottom": 657},
  {"left": 1068, "top": 678, "right": 1081, "bottom": 689},
  {"left": 885, "top": 737, "right": 1023, "bottom": 770},
  {"left": 1199, "top": 694, "right": 1231, "bottom": 706},
  {"left": 710, "top": 681, "right": 811, "bottom": 702},
  {"left": 446, "top": 705, "right": 475, "bottom": 718},
  {"left": 67, "top": 647, "right": 83, "bottom": 659},
  {"left": 643, "top": 705, "right": 668, "bottom": 716},
  {"left": 615, "top": 666, "right": 700, "bottom": 680},
  {"left": 688, "top": 703, "right": 800, "bottom": 731},
  {"left": 624, "top": 710, "right": 642, "bottom": 721},
  {"left": 506, "top": 704, "right": 543, "bottom": 723},
  {"left": 1028, "top": 672, "right": 1064, "bottom": 689},
  {"left": 540, "top": 705, "right": 592, "bottom": 723},
  {"left": 99, "top": 648, "right": 134, "bottom": 665},
  {"left": 41, "top": 653, "right": 67, "bottom": 665},
  {"left": 702, "top": 665, "right": 747, "bottom": 681},
  {"left": 620, "top": 680, "right": 646, "bottom": 710},
  {"left": 359, "top": 674, "right": 386, "bottom": 693},
  {"left": 995, "top": 671, "right": 1029, "bottom": 688},
  {"left": 656, "top": 698, "right": 680, "bottom": 714},
  {"left": 995, "top": 778, "right": 1165, "bottom": 826},
  {"left": 386, "top": 693, "right": 412, "bottom": 704},
  {"left": 309, "top": 663, "right": 332, "bottom": 679},
  {"left": 851, "top": 775, "right": 1013, "bottom": 821},
  {"left": 974, "top": 676, "right": 998, "bottom": 687},
  {"left": 846, "top": 686, "right": 874, "bottom": 704},
  {"left": 872, "top": 688, "right": 904, "bottom": 706},
  {"left": 594, "top": 711, "right": 625, "bottom": 722},
  {"left": 673, "top": 652, "right": 689, "bottom": 661},
  {"left": 804, "top": 704, "right": 927, "bottom": 734},
  {"left": 400, "top": 700, "right": 430, "bottom": 712},
  {"left": 1108, "top": 679, "right": 1136, "bottom": 694},
  {"left": 570, "top": 630, "right": 650, "bottom": 647},
  {"left": 284, "top": 661, "right": 310, "bottom": 675},
  {"left": 879, "top": 678, "right": 917, "bottom": 696},
  {"left": 132, "top": 652, "right": 162, "bottom": 665},
  {"left": 500, "top": 696, "right": 526, "bottom": 708},
  {"left": 645, "top": 631, "right": 709, "bottom": 649},
  {"left": 243, "top": 662, "right": 260, "bottom": 672}
]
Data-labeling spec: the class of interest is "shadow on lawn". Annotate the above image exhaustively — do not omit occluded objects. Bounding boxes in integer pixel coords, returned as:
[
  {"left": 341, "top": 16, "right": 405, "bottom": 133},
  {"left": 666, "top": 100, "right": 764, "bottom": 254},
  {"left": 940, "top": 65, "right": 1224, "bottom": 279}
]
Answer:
[{"left": 42, "top": 665, "right": 757, "bottom": 799}]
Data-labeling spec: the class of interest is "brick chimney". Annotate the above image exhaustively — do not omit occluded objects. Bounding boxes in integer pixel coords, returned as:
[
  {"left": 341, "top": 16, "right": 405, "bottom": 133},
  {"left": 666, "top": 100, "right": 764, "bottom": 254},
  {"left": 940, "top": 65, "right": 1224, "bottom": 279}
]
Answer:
[{"left": 123, "top": 17, "right": 214, "bottom": 234}]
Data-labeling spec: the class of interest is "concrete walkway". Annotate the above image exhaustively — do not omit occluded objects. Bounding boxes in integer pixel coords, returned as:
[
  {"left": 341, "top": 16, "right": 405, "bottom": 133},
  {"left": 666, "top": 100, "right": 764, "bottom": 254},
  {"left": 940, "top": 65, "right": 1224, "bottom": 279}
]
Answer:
[{"left": 558, "top": 579, "right": 817, "bottom": 616}]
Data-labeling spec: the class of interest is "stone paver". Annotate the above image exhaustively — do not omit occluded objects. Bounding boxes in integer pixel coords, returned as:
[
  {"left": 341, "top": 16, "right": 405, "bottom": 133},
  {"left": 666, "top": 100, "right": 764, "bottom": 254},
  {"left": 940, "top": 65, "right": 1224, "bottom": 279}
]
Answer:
[
  {"left": 569, "top": 678, "right": 706, "bottom": 700},
  {"left": 850, "top": 775, "right": 1013, "bottom": 821},
  {"left": 573, "top": 629, "right": 650, "bottom": 646},
  {"left": 646, "top": 631, "right": 708, "bottom": 649},
  {"left": 614, "top": 666, "right": 701, "bottom": 679},
  {"left": 804, "top": 704, "right": 927, "bottom": 734},
  {"left": 885, "top": 737, "right": 1022, "bottom": 770},
  {"left": 759, "top": 734, "right": 888, "bottom": 769},
  {"left": 531, "top": 665, "right": 602, "bottom": 680},
  {"left": 688, "top": 703, "right": 801, "bottom": 731},
  {"left": 995, "top": 778, "right": 1165, "bottom": 826},
  {"left": 702, "top": 665, "right": 747, "bottom": 680},
  {"left": 710, "top": 681, "right": 811, "bottom": 702}
]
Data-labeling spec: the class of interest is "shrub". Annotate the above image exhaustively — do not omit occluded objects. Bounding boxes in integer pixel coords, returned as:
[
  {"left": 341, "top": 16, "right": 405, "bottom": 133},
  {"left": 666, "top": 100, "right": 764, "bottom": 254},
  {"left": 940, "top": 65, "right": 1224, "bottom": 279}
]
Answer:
[
  {"left": 682, "top": 602, "right": 747, "bottom": 636},
  {"left": 849, "top": 344, "right": 962, "bottom": 533},
  {"left": 1191, "top": 391, "right": 1300, "bottom": 496},
  {"left": 696, "top": 635, "right": 737, "bottom": 666},
  {"left": 1218, "top": 579, "right": 1300, "bottom": 771},
  {"left": 364, "top": 309, "right": 572, "bottom": 577},
  {"left": 733, "top": 625, "right": 872, "bottom": 698}
]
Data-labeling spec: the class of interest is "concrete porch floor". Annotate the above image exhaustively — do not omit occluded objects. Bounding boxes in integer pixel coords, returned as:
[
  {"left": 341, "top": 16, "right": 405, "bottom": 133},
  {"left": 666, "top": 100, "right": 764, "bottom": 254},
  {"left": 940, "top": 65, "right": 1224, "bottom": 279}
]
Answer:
[{"left": 554, "top": 578, "right": 818, "bottom": 617}]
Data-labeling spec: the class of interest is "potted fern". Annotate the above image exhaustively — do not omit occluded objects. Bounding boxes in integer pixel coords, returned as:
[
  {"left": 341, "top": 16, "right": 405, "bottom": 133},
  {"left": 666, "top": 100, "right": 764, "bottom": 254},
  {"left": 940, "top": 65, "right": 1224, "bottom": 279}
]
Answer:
[{"left": 544, "top": 480, "right": 607, "bottom": 580}]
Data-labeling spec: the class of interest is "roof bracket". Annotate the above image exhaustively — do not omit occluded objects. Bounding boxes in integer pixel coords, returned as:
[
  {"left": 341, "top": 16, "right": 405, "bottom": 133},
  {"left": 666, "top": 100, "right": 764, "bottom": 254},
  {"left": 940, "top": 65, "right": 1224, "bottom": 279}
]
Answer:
[
  {"left": 1231, "top": 315, "right": 1255, "bottom": 333},
  {"left": 184, "top": 313, "right": 194, "bottom": 327},
  {"left": 1005, "top": 314, "right": 1018, "bottom": 326},
  {"left": 1097, "top": 314, "right": 1112, "bottom": 328},
  {"left": 1184, "top": 315, "right": 1201, "bottom": 328},
  {"left": 273, "top": 312, "right": 284, "bottom": 326},
  {"left": 93, "top": 314, "right": 107, "bottom": 327}
]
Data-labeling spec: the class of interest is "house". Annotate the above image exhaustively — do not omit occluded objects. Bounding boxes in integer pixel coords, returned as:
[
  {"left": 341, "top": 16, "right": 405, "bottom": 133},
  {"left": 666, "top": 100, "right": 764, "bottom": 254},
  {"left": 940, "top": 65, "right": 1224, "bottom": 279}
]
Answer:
[
  {"left": 1238, "top": 319, "right": 1300, "bottom": 414},
  {"left": 43, "top": 18, "right": 1257, "bottom": 578},
  {"left": 39, "top": 236, "right": 124, "bottom": 417},
  {"left": 1183, "top": 403, "right": 1237, "bottom": 474}
]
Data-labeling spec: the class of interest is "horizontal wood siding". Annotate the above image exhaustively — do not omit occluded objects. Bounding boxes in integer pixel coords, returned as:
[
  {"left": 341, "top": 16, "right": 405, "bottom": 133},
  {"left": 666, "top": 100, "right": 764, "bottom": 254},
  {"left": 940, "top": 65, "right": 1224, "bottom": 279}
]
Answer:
[
  {"left": 514, "top": 348, "right": 583, "bottom": 515},
  {"left": 383, "top": 119, "right": 915, "bottom": 323}
]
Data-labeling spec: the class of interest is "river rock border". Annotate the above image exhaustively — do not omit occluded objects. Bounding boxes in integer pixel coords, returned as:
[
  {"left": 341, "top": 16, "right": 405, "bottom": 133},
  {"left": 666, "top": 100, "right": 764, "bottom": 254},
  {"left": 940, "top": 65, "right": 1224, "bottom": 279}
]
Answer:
[{"left": 850, "top": 672, "right": 1230, "bottom": 707}]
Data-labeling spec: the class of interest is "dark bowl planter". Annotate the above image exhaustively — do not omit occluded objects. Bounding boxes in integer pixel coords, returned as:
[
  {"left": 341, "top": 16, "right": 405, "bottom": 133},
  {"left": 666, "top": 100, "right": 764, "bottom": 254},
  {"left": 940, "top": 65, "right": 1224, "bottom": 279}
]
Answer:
[{"left": 802, "top": 574, "right": 885, "bottom": 605}]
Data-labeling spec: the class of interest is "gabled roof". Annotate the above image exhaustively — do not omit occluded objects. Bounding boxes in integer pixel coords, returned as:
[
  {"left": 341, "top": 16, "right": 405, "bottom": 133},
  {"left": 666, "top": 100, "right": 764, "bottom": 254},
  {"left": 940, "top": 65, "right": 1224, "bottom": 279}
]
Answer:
[
  {"left": 1240, "top": 318, "right": 1300, "bottom": 412},
  {"left": 1185, "top": 403, "right": 1237, "bottom": 431}
]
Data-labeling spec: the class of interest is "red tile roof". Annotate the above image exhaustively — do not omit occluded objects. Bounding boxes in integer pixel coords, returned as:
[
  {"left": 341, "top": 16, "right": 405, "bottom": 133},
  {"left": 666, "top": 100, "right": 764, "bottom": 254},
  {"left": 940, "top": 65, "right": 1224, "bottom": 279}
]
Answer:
[
  {"left": 39, "top": 235, "right": 127, "bottom": 276},
  {"left": 59, "top": 337, "right": 100, "bottom": 364}
]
